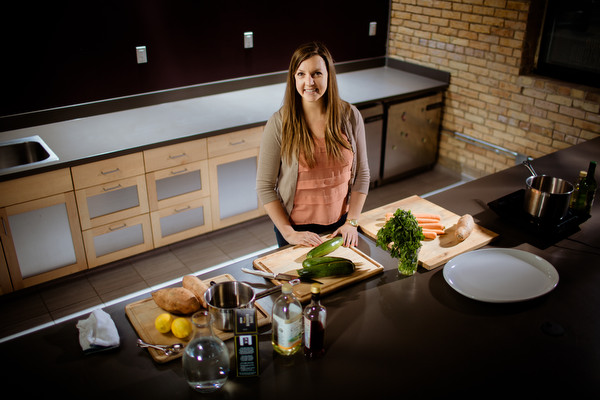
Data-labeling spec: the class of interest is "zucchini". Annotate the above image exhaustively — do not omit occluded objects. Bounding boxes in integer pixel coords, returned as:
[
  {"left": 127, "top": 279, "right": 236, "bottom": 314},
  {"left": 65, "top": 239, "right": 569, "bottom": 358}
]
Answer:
[
  {"left": 299, "top": 256, "right": 355, "bottom": 278},
  {"left": 306, "top": 236, "right": 344, "bottom": 259}
]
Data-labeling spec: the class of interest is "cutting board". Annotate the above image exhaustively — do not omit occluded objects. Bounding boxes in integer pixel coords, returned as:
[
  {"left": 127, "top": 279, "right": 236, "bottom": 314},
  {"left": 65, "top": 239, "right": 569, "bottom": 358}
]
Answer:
[
  {"left": 359, "top": 195, "right": 498, "bottom": 270},
  {"left": 252, "top": 242, "right": 383, "bottom": 302},
  {"left": 125, "top": 274, "right": 270, "bottom": 363}
]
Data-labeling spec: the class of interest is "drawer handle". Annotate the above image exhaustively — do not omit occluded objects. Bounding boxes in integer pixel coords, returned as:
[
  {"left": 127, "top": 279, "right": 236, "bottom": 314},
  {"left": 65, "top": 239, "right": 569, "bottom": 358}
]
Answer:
[
  {"left": 174, "top": 205, "right": 191, "bottom": 213},
  {"left": 103, "top": 183, "right": 123, "bottom": 192},
  {"left": 229, "top": 139, "right": 246, "bottom": 146},
  {"left": 100, "top": 167, "right": 120, "bottom": 175},
  {"left": 170, "top": 168, "right": 188, "bottom": 175},
  {"left": 169, "top": 153, "right": 187, "bottom": 159},
  {"left": 108, "top": 223, "right": 127, "bottom": 231}
]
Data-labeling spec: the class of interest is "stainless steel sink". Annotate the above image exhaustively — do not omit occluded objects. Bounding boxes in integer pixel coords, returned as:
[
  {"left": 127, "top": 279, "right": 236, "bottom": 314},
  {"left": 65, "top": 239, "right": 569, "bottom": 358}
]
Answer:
[{"left": 0, "top": 135, "right": 59, "bottom": 172}]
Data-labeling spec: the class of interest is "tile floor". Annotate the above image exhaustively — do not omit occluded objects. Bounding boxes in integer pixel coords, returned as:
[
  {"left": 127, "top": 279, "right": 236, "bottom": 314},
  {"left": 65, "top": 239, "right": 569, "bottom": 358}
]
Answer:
[{"left": 0, "top": 165, "right": 466, "bottom": 342}]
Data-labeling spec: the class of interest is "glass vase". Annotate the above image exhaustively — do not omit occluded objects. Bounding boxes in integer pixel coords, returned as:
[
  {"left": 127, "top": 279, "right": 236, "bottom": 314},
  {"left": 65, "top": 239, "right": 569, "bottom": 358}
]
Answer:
[{"left": 398, "top": 246, "right": 421, "bottom": 276}]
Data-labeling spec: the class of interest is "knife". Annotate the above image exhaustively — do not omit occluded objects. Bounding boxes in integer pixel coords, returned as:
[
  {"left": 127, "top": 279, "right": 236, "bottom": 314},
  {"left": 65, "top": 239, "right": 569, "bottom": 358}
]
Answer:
[{"left": 241, "top": 267, "right": 322, "bottom": 284}]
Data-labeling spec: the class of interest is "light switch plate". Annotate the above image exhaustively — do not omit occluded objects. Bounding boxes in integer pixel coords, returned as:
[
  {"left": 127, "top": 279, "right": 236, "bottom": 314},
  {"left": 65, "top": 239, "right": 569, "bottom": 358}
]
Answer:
[
  {"left": 136, "top": 46, "right": 147, "bottom": 64},
  {"left": 244, "top": 32, "right": 253, "bottom": 49},
  {"left": 369, "top": 22, "right": 377, "bottom": 36}
]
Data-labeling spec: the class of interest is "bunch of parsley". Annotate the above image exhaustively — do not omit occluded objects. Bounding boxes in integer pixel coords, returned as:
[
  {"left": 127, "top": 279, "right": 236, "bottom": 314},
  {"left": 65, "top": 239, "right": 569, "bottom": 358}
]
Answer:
[{"left": 376, "top": 209, "right": 424, "bottom": 275}]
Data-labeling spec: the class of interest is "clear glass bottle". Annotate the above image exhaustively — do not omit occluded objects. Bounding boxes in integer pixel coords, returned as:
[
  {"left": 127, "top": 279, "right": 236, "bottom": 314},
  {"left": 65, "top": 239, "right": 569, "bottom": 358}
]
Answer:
[
  {"left": 303, "top": 283, "right": 326, "bottom": 359},
  {"left": 271, "top": 283, "right": 303, "bottom": 355},
  {"left": 182, "top": 311, "right": 230, "bottom": 393}
]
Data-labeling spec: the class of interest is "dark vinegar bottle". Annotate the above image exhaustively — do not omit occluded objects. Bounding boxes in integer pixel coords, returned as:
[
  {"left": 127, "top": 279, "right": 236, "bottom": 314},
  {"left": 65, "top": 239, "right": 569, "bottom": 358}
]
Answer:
[{"left": 303, "top": 283, "right": 326, "bottom": 359}]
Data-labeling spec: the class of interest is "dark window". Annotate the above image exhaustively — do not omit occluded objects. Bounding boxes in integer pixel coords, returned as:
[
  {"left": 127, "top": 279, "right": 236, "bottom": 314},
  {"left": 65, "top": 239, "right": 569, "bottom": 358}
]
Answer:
[{"left": 536, "top": 0, "right": 600, "bottom": 87}]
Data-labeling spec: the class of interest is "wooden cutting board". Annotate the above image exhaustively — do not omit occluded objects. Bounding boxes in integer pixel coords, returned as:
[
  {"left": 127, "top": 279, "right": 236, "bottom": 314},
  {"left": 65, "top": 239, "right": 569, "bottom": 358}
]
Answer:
[
  {"left": 125, "top": 274, "right": 270, "bottom": 363},
  {"left": 359, "top": 195, "right": 498, "bottom": 270},
  {"left": 252, "top": 242, "right": 383, "bottom": 302}
]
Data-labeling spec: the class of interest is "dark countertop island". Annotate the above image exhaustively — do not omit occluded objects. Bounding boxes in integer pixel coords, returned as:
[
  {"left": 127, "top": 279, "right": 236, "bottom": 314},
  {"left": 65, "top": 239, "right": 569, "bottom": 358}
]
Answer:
[{"left": 2, "top": 138, "right": 598, "bottom": 398}]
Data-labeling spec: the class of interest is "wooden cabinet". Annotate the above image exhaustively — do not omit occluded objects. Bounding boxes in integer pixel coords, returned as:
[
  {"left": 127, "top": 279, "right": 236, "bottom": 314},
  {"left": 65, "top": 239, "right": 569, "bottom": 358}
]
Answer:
[
  {"left": 207, "top": 126, "right": 265, "bottom": 230},
  {"left": 0, "top": 169, "right": 86, "bottom": 290},
  {"left": 72, "top": 153, "right": 152, "bottom": 268},
  {"left": 0, "top": 239, "right": 12, "bottom": 294},
  {"left": 144, "top": 139, "right": 212, "bottom": 247},
  {"left": 0, "top": 125, "right": 266, "bottom": 292}
]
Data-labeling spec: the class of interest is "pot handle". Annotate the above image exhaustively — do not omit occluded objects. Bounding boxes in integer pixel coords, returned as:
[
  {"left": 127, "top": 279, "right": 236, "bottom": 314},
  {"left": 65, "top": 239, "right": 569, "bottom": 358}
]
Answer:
[
  {"left": 522, "top": 160, "right": 537, "bottom": 177},
  {"left": 254, "top": 284, "right": 284, "bottom": 301}
]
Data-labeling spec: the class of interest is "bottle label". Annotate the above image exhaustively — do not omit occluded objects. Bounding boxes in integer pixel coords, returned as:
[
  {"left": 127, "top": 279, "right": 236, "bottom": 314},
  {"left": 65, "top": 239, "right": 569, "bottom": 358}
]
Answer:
[
  {"left": 273, "top": 313, "right": 302, "bottom": 350},
  {"left": 303, "top": 317, "right": 311, "bottom": 347}
]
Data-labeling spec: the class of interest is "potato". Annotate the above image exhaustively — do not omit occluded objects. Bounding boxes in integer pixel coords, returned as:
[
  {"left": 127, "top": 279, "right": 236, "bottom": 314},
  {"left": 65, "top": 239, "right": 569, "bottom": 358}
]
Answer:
[
  {"left": 151, "top": 287, "right": 201, "bottom": 315},
  {"left": 182, "top": 275, "right": 209, "bottom": 308}
]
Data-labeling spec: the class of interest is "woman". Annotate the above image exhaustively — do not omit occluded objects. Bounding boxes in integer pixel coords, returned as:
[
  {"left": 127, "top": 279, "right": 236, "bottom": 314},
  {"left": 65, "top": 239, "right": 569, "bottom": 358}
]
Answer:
[{"left": 256, "top": 42, "right": 370, "bottom": 248}]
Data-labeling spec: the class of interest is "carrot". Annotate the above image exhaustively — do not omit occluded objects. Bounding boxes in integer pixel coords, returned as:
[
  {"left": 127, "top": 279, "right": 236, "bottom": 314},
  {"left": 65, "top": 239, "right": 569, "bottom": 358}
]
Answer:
[
  {"left": 418, "top": 222, "right": 445, "bottom": 231},
  {"left": 416, "top": 217, "right": 440, "bottom": 224},
  {"left": 413, "top": 213, "right": 441, "bottom": 220},
  {"left": 423, "top": 228, "right": 445, "bottom": 235},
  {"left": 422, "top": 230, "right": 437, "bottom": 240},
  {"left": 385, "top": 212, "right": 394, "bottom": 221},
  {"left": 455, "top": 214, "right": 474, "bottom": 241}
]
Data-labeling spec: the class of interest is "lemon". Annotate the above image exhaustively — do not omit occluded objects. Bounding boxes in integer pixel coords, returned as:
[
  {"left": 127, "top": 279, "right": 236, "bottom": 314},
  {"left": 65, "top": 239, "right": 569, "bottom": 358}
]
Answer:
[
  {"left": 155, "top": 313, "right": 174, "bottom": 333},
  {"left": 171, "top": 317, "right": 193, "bottom": 339}
]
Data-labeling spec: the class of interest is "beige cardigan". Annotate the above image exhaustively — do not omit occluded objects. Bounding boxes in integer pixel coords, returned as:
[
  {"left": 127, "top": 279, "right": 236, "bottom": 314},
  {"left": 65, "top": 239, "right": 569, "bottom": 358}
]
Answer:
[{"left": 256, "top": 104, "right": 370, "bottom": 217}]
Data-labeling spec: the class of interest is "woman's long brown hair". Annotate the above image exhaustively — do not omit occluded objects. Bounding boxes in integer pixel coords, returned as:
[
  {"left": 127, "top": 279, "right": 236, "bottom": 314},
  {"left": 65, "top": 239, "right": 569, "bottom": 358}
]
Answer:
[{"left": 280, "top": 42, "right": 351, "bottom": 168}]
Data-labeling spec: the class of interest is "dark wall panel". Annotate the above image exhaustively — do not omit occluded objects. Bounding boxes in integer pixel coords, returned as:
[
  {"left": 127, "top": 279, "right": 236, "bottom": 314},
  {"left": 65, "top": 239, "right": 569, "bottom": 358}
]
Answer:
[{"left": 1, "top": 0, "right": 389, "bottom": 118}]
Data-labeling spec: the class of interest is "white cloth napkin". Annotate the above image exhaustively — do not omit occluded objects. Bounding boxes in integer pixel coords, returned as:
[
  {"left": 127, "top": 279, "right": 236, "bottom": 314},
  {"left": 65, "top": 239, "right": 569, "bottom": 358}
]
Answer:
[{"left": 76, "top": 309, "right": 120, "bottom": 354}]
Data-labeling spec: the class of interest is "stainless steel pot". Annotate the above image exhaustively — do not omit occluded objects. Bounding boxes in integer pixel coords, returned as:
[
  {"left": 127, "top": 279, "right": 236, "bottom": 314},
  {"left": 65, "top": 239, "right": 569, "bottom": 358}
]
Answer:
[
  {"left": 204, "top": 281, "right": 283, "bottom": 331},
  {"left": 522, "top": 161, "right": 573, "bottom": 221}
]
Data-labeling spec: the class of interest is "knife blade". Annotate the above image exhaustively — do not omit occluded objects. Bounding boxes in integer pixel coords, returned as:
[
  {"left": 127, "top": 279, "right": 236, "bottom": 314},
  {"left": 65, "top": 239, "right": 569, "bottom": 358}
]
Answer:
[{"left": 241, "top": 267, "right": 322, "bottom": 284}]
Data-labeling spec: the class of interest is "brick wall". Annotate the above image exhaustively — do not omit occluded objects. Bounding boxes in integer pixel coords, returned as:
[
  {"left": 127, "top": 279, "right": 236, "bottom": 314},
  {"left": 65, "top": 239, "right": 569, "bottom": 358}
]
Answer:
[{"left": 388, "top": 0, "right": 600, "bottom": 178}]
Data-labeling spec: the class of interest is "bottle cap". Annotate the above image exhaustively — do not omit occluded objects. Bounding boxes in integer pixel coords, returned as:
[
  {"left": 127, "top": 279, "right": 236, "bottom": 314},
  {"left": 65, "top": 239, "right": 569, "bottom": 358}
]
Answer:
[
  {"left": 580, "top": 171, "right": 587, "bottom": 177},
  {"left": 282, "top": 283, "right": 292, "bottom": 294},
  {"left": 311, "top": 283, "right": 321, "bottom": 294}
]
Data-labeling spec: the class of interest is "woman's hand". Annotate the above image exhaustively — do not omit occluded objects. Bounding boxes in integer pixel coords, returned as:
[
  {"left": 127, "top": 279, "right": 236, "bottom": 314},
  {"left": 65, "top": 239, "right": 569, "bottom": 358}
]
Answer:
[
  {"left": 285, "top": 230, "right": 324, "bottom": 247},
  {"left": 333, "top": 224, "right": 359, "bottom": 248}
]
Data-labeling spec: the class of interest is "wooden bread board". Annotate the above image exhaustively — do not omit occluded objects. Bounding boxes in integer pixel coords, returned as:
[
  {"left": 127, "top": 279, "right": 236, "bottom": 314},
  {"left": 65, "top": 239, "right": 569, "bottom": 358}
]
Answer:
[
  {"left": 252, "top": 242, "right": 383, "bottom": 302},
  {"left": 125, "top": 274, "right": 270, "bottom": 363},
  {"left": 359, "top": 195, "right": 498, "bottom": 270}
]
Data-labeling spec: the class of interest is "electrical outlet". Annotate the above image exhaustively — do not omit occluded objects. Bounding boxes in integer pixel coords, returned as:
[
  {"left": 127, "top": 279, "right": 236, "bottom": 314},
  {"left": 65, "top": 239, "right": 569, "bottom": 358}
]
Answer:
[
  {"left": 136, "top": 46, "right": 147, "bottom": 64},
  {"left": 244, "top": 32, "right": 253, "bottom": 49},
  {"left": 369, "top": 22, "right": 377, "bottom": 36}
]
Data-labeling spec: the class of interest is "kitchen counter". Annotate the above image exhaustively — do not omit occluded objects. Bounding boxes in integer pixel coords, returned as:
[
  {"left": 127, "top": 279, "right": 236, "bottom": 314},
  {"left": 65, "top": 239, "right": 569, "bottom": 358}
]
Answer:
[
  {"left": 2, "top": 138, "right": 598, "bottom": 398},
  {"left": 0, "top": 61, "right": 449, "bottom": 180}
]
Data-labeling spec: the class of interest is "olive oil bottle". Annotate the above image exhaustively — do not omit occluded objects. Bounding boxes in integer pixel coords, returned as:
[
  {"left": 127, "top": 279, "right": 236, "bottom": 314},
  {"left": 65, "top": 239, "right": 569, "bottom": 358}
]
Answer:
[{"left": 271, "top": 283, "right": 302, "bottom": 355}]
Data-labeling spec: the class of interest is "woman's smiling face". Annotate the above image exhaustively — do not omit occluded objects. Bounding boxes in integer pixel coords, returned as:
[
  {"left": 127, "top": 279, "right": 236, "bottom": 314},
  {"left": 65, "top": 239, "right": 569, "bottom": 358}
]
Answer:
[{"left": 295, "top": 55, "right": 328, "bottom": 105}]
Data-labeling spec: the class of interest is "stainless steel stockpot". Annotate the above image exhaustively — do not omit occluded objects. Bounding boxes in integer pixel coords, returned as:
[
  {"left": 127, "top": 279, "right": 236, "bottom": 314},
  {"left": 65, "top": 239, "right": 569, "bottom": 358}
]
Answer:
[
  {"left": 523, "top": 174, "right": 574, "bottom": 221},
  {"left": 204, "top": 281, "right": 282, "bottom": 331}
]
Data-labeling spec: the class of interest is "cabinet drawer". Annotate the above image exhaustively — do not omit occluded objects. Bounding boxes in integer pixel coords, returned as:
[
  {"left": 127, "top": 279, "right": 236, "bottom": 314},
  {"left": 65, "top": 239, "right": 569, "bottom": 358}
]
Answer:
[
  {"left": 71, "top": 153, "right": 145, "bottom": 189},
  {"left": 207, "top": 126, "right": 263, "bottom": 158},
  {"left": 75, "top": 175, "right": 149, "bottom": 230},
  {"left": 83, "top": 214, "right": 153, "bottom": 268},
  {"left": 0, "top": 168, "right": 73, "bottom": 208},
  {"left": 150, "top": 197, "right": 212, "bottom": 247},
  {"left": 146, "top": 159, "right": 210, "bottom": 212},
  {"left": 144, "top": 138, "right": 207, "bottom": 172}
]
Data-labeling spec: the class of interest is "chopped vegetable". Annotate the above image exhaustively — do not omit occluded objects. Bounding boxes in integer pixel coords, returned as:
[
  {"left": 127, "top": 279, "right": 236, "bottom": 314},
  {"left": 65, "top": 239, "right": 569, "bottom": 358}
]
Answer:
[{"left": 376, "top": 209, "right": 425, "bottom": 275}]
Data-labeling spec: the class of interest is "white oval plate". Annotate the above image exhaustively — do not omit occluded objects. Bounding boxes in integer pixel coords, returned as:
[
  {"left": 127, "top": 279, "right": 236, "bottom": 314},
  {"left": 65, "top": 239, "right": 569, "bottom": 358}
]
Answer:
[{"left": 443, "top": 248, "right": 559, "bottom": 303}]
